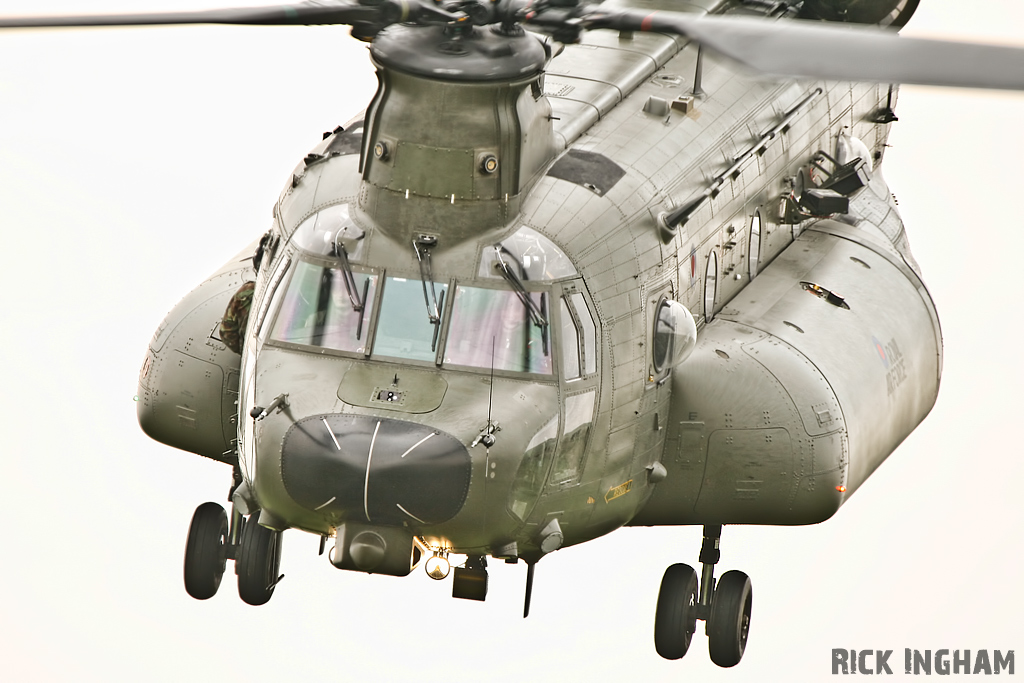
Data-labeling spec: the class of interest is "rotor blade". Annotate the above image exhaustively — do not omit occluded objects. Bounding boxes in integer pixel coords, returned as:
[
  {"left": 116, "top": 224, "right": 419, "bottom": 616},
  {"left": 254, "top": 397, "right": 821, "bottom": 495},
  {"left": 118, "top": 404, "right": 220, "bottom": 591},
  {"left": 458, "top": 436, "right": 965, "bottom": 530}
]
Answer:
[
  {"left": 579, "top": 10, "right": 1024, "bottom": 91},
  {"left": 0, "top": 1, "right": 399, "bottom": 29}
]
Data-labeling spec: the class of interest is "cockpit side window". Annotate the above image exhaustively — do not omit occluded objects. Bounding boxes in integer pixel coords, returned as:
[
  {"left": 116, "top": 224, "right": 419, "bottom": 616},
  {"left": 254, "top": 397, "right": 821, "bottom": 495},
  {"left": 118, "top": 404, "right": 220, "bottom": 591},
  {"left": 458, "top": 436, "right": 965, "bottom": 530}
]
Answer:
[
  {"left": 270, "top": 259, "right": 376, "bottom": 353},
  {"left": 445, "top": 285, "right": 552, "bottom": 374},
  {"left": 559, "top": 298, "right": 581, "bottom": 380},
  {"left": 568, "top": 291, "right": 597, "bottom": 376}
]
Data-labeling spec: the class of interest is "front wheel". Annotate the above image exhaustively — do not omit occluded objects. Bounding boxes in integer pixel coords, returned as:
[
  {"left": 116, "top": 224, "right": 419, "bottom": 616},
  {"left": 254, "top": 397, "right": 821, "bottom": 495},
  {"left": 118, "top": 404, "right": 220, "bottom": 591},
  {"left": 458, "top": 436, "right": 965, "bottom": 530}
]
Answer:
[
  {"left": 654, "top": 563, "right": 698, "bottom": 660},
  {"left": 183, "top": 502, "right": 227, "bottom": 600}
]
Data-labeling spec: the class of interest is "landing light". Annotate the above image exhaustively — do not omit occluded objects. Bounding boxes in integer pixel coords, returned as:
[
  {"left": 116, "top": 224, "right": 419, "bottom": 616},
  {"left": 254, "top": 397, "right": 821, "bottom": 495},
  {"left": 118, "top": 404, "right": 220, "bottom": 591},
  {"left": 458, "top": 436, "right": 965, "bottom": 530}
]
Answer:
[{"left": 425, "top": 553, "right": 450, "bottom": 580}]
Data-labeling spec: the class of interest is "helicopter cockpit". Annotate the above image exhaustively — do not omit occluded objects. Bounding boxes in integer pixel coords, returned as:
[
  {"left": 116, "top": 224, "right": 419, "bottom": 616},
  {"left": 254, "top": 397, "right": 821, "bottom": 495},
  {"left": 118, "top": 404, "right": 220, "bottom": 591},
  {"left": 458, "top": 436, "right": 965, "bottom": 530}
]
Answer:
[{"left": 264, "top": 203, "right": 596, "bottom": 381}]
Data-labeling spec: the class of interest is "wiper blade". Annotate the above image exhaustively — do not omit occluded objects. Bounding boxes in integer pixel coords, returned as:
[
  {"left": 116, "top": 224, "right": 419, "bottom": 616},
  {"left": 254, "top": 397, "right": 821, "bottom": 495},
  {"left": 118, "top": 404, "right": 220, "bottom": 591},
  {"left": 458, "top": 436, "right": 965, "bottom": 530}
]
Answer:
[
  {"left": 493, "top": 247, "right": 549, "bottom": 356},
  {"left": 413, "top": 235, "right": 445, "bottom": 352},
  {"left": 335, "top": 243, "right": 364, "bottom": 312},
  {"left": 335, "top": 243, "right": 369, "bottom": 341}
]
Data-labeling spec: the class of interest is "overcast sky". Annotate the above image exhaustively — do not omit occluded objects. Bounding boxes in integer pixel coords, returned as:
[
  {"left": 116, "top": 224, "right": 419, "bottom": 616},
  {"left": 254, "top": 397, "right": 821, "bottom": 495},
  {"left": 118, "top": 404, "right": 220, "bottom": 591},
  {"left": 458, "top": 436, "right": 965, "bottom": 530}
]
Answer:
[{"left": 1, "top": 1, "right": 1021, "bottom": 680}]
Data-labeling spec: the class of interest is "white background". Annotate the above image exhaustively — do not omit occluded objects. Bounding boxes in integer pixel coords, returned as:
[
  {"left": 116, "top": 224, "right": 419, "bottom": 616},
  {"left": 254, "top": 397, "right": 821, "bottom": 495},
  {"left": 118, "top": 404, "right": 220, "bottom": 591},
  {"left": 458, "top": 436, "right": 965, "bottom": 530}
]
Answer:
[{"left": 0, "top": 1, "right": 1021, "bottom": 680}]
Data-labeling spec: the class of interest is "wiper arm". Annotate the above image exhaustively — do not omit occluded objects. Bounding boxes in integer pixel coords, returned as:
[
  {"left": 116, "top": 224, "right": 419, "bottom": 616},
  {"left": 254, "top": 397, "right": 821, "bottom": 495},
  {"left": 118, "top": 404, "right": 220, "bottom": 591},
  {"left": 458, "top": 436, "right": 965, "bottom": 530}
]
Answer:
[
  {"left": 336, "top": 243, "right": 364, "bottom": 312},
  {"left": 493, "top": 247, "right": 549, "bottom": 356},
  {"left": 335, "top": 243, "right": 369, "bottom": 341},
  {"left": 413, "top": 235, "right": 445, "bottom": 352}
]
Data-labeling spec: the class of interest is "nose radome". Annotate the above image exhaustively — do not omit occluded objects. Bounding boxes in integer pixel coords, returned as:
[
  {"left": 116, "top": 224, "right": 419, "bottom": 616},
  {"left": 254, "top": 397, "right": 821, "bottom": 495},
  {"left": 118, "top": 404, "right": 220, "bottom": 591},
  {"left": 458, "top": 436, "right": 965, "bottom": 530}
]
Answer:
[{"left": 281, "top": 414, "right": 471, "bottom": 525}]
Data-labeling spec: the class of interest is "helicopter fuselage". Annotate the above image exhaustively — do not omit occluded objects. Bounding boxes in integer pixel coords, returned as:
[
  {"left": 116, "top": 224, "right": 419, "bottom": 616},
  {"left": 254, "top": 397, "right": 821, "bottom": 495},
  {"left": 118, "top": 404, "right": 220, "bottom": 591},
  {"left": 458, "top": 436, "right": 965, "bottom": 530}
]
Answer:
[{"left": 138, "top": 10, "right": 940, "bottom": 572}]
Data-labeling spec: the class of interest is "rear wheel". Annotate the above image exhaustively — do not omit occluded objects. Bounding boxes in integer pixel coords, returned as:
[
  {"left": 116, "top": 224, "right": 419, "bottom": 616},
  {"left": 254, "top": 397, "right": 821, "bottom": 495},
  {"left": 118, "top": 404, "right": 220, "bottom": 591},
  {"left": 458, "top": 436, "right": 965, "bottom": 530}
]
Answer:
[
  {"left": 654, "top": 563, "right": 698, "bottom": 660},
  {"left": 183, "top": 502, "right": 227, "bottom": 600},
  {"left": 236, "top": 514, "right": 282, "bottom": 606},
  {"left": 708, "top": 570, "right": 752, "bottom": 667}
]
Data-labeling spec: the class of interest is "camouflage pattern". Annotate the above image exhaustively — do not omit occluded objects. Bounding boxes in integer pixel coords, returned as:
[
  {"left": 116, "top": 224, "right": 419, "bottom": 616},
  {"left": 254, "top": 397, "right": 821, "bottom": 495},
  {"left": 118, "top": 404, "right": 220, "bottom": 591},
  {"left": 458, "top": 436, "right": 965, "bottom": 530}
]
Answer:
[{"left": 219, "top": 281, "right": 255, "bottom": 354}]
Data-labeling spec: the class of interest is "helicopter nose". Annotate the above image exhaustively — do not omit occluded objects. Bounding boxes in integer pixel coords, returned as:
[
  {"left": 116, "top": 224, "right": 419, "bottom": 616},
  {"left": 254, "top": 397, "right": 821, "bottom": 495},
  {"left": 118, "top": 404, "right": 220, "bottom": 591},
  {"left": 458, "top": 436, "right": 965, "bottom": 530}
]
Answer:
[{"left": 280, "top": 414, "right": 471, "bottom": 525}]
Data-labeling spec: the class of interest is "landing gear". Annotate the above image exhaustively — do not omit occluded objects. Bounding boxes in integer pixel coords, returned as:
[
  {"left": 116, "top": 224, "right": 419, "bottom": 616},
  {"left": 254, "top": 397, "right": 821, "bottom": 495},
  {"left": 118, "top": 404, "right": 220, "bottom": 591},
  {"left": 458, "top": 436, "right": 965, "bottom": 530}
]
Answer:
[
  {"left": 183, "top": 502, "right": 228, "bottom": 600},
  {"left": 182, "top": 465, "right": 287, "bottom": 605},
  {"left": 236, "top": 513, "right": 283, "bottom": 606},
  {"left": 653, "top": 525, "right": 753, "bottom": 667},
  {"left": 654, "top": 563, "right": 698, "bottom": 659}
]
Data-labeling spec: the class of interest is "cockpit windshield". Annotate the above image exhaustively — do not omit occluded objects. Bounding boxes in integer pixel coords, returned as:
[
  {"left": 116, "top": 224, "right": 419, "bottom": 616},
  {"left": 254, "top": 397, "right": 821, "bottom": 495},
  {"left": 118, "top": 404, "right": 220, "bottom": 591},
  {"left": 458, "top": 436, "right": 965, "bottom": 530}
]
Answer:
[
  {"left": 446, "top": 285, "right": 551, "bottom": 374},
  {"left": 374, "top": 276, "right": 448, "bottom": 363},
  {"left": 266, "top": 218, "right": 579, "bottom": 377},
  {"left": 271, "top": 260, "right": 376, "bottom": 353}
]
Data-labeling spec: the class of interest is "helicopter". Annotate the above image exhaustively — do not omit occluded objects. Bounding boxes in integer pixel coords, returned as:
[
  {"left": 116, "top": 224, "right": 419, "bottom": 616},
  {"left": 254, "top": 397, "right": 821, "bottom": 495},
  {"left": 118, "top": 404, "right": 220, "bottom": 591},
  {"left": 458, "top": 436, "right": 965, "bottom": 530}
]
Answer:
[{"left": 3, "top": 0, "right": 1024, "bottom": 673}]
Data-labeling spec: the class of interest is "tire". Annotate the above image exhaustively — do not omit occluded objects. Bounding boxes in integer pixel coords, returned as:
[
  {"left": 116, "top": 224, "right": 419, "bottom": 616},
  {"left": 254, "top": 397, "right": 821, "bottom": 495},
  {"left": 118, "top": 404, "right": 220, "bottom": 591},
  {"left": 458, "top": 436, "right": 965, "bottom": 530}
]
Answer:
[
  {"left": 183, "top": 502, "right": 228, "bottom": 600},
  {"left": 654, "top": 563, "right": 698, "bottom": 660},
  {"left": 708, "top": 570, "right": 752, "bottom": 668},
  {"left": 236, "top": 514, "right": 282, "bottom": 606}
]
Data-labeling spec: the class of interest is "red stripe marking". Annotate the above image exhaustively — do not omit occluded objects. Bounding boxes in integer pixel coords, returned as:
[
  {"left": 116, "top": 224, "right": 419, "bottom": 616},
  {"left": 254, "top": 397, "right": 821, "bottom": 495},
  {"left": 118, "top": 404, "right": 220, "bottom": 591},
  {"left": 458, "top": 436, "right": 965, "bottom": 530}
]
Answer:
[{"left": 641, "top": 12, "right": 656, "bottom": 32}]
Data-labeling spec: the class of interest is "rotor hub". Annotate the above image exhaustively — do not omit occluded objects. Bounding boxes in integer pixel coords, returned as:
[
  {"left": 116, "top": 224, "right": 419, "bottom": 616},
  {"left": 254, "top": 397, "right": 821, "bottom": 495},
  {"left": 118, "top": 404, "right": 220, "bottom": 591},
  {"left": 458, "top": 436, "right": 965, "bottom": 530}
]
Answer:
[{"left": 370, "top": 22, "right": 548, "bottom": 82}]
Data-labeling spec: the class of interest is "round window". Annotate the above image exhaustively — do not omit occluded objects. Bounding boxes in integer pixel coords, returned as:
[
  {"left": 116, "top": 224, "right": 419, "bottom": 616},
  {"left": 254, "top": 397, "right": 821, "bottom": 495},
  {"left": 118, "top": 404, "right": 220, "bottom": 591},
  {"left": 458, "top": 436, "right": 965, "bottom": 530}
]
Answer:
[{"left": 653, "top": 299, "right": 697, "bottom": 372}]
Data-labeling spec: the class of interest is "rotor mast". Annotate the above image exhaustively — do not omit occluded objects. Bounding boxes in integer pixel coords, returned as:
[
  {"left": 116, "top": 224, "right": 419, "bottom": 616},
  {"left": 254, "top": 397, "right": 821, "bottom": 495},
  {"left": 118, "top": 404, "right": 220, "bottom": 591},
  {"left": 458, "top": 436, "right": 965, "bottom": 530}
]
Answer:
[{"left": 359, "top": 19, "right": 558, "bottom": 242}]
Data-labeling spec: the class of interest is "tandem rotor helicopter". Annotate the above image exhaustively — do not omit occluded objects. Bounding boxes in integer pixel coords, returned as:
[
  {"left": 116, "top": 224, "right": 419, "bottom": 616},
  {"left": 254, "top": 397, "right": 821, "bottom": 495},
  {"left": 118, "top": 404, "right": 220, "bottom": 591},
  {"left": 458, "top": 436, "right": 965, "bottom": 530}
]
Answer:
[{"left": 5, "top": 0, "right": 1024, "bottom": 668}]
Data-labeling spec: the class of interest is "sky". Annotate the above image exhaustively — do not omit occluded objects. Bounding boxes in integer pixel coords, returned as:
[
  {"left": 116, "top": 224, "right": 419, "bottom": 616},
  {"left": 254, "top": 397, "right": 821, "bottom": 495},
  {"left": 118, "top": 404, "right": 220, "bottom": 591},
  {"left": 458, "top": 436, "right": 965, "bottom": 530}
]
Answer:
[{"left": 0, "top": 1, "right": 1021, "bottom": 681}]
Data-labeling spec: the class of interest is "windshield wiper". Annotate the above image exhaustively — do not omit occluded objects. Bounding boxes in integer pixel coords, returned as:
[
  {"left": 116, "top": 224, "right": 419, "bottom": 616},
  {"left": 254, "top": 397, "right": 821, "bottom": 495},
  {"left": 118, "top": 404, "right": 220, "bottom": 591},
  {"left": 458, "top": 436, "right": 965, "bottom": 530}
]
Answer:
[
  {"left": 493, "top": 246, "right": 549, "bottom": 356},
  {"left": 335, "top": 243, "right": 369, "bottom": 340},
  {"left": 413, "top": 235, "right": 445, "bottom": 352}
]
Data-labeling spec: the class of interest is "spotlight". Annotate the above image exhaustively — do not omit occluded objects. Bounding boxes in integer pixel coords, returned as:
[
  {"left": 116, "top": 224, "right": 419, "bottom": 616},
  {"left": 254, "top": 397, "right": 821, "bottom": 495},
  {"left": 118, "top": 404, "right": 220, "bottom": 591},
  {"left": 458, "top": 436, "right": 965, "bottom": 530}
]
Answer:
[{"left": 425, "top": 553, "right": 450, "bottom": 580}]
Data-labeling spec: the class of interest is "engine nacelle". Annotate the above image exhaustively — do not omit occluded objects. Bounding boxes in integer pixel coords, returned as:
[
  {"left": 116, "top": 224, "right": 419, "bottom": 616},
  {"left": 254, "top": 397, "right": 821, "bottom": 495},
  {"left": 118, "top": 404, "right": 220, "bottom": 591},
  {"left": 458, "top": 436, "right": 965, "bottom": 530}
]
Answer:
[
  {"left": 798, "top": 0, "right": 920, "bottom": 28},
  {"left": 137, "top": 242, "right": 257, "bottom": 464}
]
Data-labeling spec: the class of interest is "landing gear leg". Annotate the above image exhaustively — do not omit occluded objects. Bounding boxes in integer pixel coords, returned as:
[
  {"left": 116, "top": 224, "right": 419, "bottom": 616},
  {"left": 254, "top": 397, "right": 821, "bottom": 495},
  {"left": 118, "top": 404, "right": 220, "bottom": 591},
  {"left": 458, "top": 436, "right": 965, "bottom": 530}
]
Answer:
[
  {"left": 696, "top": 524, "right": 721, "bottom": 621},
  {"left": 653, "top": 525, "right": 752, "bottom": 666},
  {"left": 698, "top": 524, "right": 752, "bottom": 668}
]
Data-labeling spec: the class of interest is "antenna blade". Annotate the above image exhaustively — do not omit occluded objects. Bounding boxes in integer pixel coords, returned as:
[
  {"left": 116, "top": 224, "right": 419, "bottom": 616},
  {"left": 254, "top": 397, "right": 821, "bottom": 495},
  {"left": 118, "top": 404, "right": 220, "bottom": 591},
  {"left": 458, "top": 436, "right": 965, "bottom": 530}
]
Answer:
[
  {"left": 523, "top": 561, "right": 536, "bottom": 618},
  {"left": 580, "top": 11, "right": 1024, "bottom": 91}
]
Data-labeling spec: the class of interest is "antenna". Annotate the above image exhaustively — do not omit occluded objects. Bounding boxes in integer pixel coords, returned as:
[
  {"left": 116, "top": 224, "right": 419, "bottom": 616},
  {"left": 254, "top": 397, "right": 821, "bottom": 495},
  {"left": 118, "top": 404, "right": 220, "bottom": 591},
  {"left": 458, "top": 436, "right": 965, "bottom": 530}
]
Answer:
[
  {"left": 481, "top": 336, "right": 496, "bottom": 448},
  {"left": 487, "top": 336, "right": 495, "bottom": 427},
  {"left": 471, "top": 338, "right": 498, "bottom": 449}
]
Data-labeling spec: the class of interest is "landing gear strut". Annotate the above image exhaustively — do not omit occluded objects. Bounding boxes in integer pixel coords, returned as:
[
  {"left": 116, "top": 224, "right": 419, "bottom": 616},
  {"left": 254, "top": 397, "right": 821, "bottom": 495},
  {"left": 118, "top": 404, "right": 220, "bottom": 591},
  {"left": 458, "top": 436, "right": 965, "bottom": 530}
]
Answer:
[{"left": 653, "top": 525, "right": 752, "bottom": 667}]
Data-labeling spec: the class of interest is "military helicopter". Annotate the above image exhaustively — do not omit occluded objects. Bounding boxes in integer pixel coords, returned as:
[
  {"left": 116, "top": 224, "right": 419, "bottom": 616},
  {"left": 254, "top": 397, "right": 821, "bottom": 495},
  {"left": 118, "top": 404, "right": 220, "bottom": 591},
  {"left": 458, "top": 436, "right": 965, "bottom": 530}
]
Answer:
[{"left": 4, "top": 0, "right": 1024, "bottom": 669}]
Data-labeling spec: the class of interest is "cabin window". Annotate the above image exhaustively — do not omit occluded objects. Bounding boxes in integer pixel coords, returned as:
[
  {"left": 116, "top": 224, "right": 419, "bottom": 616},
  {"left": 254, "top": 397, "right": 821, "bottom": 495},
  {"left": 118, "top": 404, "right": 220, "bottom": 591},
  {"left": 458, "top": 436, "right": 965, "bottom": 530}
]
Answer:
[
  {"left": 270, "top": 259, "right": 376, "bottom": 352},
  {"left": 444, "top": 285, "right": 552, "bottom": 374},
  {"left": 374, "top": 277, "right": 448, "bottom": 363}
]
